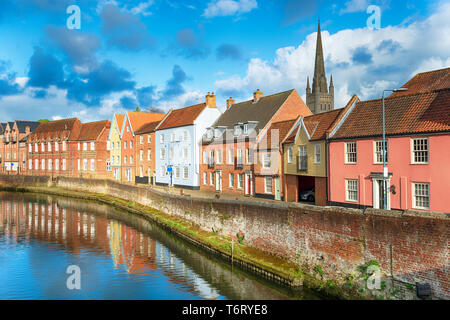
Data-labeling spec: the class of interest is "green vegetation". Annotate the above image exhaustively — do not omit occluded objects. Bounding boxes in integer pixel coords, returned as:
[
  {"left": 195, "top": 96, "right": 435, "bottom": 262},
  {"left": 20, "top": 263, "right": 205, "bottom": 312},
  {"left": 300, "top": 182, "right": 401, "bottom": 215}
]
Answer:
[{"left": 314, "top": 265, "right": 324, "bottom": 276}]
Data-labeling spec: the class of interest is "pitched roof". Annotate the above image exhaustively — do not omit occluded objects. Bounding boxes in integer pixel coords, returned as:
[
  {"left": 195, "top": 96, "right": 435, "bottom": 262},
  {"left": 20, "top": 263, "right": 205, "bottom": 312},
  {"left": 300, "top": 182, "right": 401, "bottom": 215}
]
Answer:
[
  {"left": 0, "top": 123, "right": 6, "bottom": 135},
  {"left": 157, "top": 103, "right": 207, "bottom": 130},
  {"left": 125, "top": 112, "right": 166, "bottom": 134},
  {"left": 15, "top": 120, "right": 41, "bottom": 133},
  {"left": 76, "top": 120, "right": 111, "bottom": 141},
  {"left": 390, "top": 67, "right": 450, "bottom": 97},
  {"left": 29, "top": 118, "right": 80, "bottom": 141},
  {"left": 303, "top": 109, "right": 344, "bottom": 140},
  {"left": 212, "top": 90, "right": 295, "bottom": 132},
  {"left": 115, "top": 114, "right": 125, "bottom": 131},
  {"left": 135, "top": 120, "right": 162, "bottom": 135},
  {"left": 331, "top": 88, "right": 450, "bottom": 139},
  {"left": 259, "top": 118, "right": 298, "bottom": 148}
]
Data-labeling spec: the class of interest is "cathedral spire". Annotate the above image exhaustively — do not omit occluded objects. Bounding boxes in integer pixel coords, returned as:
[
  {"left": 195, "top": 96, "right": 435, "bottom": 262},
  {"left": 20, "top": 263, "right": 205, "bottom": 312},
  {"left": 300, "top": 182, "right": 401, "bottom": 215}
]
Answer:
[{"left": 313, "top": 18, "right": 326, "bottom": 84}]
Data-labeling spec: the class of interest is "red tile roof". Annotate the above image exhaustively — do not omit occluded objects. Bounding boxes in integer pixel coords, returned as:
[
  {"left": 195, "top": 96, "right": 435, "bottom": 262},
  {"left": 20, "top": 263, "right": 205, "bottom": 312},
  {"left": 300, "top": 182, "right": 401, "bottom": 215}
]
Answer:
[
  {"left": 259, "top": 118, "right": 298, "bottom": 148},
  {"left": 390, "top": 67, "right": 450, "bottom": 97},
  {"left": 303, "top": 109, "right": 344, "bottom": 141},
  {"left": 135, "top": 120, "right": 162, "bottom": 135},
  {"left": 126, "top": 112, "right": 166, "bottom": 134},
  {"left": 29, "top": 118, "right": 81, "bottom": 142},
  {"left": 76, "top": 120, "right": 111, "bottom": 141},
  {"left": 157, "top": 103, "right": 207, "bottom": 130},
  {"left": 115, "top": 114, "right": 125, "bottom": 131},
  {"left": 331, "top": 88, "right": 450, "bottom": 139}
]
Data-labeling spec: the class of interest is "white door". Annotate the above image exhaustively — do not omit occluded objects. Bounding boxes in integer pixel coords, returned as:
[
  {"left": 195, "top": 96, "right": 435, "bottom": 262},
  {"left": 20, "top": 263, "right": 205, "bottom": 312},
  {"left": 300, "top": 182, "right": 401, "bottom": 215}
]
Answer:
[
  {"left": 373, "top": 179, "right": 390, "bottom": 210},
  {"left": 215, "top": 171, "right": 222, "bottom": 192}
]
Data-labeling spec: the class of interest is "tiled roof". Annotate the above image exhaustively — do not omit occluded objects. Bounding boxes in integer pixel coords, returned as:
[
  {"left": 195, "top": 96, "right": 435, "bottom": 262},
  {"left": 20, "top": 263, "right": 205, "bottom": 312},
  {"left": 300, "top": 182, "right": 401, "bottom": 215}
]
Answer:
[
  {"left": 29, "top": 118, "right": 80, "bottom": 141},
  {"left": 135, "top": 120, "right": 162, "bottom": 135},
  {"left": 212, "top": 90, "right": 295, "bottom": 132},
  {"left": 76, "top": 120, "right": 111, "bottom": 141},
  {"left": 259, "top": 118, "right": 298, "bottom": 148},
  {"left": 115, "top": 114, "right": 125, "bottom": 131},
  {"left": 126, "top": 112, "right": 166, "bottom": 133},
  {"left": 15, "top": 120, "right": 41, "bottom": 133},
  {"left": 0, "top": 123, "right": 6, "bottom": 135},
  {"left": 157, "top": 103, "right": 207, "bottom": 130},
  {"left": 303, "top": 109, "right": 344, "bottom": 141},
  {"left": 331, "top": 88, "right": 450, "bottom": 139},
  {"left": 390, "top": 67, "right": 450, "bottom": 97}
]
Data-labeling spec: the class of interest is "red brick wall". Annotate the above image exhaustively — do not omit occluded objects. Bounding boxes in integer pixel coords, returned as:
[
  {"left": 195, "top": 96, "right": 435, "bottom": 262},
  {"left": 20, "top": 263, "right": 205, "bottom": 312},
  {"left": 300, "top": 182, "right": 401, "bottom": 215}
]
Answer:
[
  {"left": 315, "top": 176, "right": 327, "bottom": 206},
  {"left": 135, "top": 131, "right": 156, "bottom": 181}
]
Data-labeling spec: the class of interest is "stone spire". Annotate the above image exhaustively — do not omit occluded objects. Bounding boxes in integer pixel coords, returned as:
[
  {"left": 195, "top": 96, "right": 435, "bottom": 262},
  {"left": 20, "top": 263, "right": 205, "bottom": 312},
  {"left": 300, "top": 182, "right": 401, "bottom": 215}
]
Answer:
[
  {"left": 306, "top": 76, "right": 311, "bottom": 94},
  {"left": 306, "top": 19, "right": 334, "bottom": 114}
]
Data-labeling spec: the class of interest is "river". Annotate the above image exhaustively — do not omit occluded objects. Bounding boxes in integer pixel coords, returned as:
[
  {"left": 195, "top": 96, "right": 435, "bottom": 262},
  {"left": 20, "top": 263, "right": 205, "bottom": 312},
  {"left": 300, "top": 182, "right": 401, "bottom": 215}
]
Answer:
[{"left": 0, "top": 192, "right": 321, "bottom": 300}]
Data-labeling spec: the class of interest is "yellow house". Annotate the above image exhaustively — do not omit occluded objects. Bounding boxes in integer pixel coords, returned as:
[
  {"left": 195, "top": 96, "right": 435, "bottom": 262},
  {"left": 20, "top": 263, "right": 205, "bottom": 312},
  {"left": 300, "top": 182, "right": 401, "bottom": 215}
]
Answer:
[
  {"left": 282, "top": 108, "right": 345, "bottom": 205},
  {"left": 109, "top": 114, "right": 125, "bottom": 181}
]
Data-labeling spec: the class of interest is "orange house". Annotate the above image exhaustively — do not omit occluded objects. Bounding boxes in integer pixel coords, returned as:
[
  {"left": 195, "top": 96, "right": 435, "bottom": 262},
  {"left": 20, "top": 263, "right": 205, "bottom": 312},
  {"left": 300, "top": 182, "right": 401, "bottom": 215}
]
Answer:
[{"left": 120, "top": 112, "right": 165, "bottom": 183}]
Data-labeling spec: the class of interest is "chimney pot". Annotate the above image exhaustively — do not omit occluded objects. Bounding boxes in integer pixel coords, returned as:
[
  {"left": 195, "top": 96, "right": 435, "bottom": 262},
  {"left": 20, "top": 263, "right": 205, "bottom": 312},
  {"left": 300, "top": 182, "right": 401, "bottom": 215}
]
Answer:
[
  {"left": 206, "top": 91, "right": 217, "bottom": 108},
  {"left": 226, "top": 97, "right": 235, "bottom": 109},
  {"left": 253, "top": 89, "right": 263, "bottom": 102}
]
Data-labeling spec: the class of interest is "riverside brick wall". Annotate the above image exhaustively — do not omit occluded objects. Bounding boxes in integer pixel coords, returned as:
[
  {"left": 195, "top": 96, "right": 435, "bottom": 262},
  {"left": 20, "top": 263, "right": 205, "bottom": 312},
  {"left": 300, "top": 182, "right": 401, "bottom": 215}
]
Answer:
[{"left": 0, "top": 174, "right": 448, "bottom": 299}]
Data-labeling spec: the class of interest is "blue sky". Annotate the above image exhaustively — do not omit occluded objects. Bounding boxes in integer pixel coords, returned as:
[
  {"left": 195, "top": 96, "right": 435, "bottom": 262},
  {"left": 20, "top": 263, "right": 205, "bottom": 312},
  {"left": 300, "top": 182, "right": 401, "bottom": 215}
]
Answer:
[{"left": 0, "top": 0, "right": 449, "bottom": 122}]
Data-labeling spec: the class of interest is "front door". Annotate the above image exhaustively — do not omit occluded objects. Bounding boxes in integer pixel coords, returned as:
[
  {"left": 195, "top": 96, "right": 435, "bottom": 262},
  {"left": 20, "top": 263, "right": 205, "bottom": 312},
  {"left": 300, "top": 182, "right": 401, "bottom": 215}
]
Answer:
[
  {"left": 373, "top": 179, "right": 390, "bottom": 210},
  {"left": 244, "top": 173, "right": 252, "bottom": 195},
  {"left": 275, "top": 177, "right": 281, "bottom": 200}
]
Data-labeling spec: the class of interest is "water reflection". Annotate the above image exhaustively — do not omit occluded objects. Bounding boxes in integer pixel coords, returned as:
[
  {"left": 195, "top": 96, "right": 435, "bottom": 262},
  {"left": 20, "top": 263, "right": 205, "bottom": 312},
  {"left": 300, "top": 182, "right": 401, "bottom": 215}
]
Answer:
[{"left": 0, "top": 192, "right": 320, "bottom": 300}]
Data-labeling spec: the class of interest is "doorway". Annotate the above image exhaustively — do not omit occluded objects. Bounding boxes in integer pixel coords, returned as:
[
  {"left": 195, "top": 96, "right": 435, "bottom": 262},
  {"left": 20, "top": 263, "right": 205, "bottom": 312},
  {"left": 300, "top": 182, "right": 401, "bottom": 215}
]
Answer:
[
  {"left": 274, "top": 177, "right": 281, "bottom": 200},
  {"left": 215, "top": 171, "right": 222, "bottom": 192},
  {"left": 373, "top": 178, "right": 390, "bottom": 210},
  {"left": 244, "top": 172, "right": 253, "bottom": 195}
]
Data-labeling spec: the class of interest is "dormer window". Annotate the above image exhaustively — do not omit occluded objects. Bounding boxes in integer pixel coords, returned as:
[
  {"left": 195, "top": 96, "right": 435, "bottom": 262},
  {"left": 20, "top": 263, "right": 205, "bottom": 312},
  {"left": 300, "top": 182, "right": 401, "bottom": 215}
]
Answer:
[
  {"left": 244, "top": 124, "right": 249, "bottom": 135},
  {"left": 234, "top": 125, "right": 242, "bottom": 137},
  {"left": 206, "top": 128, "right": 213, "bottom": 139},
  {"left": 214, "top": 128, "right": 220, "bottom": 138}
]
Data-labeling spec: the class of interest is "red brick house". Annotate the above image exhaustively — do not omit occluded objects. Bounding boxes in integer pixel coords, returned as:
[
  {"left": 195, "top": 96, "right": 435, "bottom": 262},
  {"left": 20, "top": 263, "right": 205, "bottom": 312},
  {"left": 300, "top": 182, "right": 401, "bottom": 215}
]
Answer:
[
  {"left": 201, "top": 89, "right": 312, "bottom": 200},
  {"left": 120, "top": 112, "right": 166, "bottom": 183}
]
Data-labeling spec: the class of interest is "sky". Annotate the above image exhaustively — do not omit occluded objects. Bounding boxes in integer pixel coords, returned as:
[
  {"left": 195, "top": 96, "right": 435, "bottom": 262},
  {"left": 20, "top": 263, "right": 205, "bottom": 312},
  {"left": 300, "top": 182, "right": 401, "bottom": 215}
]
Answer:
[{"left": 0, "top": 0, "right": 449, "bottom": 122}]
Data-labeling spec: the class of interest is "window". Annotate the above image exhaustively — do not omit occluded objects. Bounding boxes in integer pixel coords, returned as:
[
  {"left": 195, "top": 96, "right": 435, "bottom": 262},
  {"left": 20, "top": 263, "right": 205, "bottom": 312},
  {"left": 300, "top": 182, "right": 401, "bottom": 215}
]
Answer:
[
  {"left": 345, "top": 142, "right": 357, "bottom": 164},
  {"left": 78, "top": 142, "right": 81, "bottom": 151},
  {"left": 35, "top": 143, "right": 38, "bottom": 152},
  {"left": 227, "top": 149, "right": 234, "bottom": 164},
  {"left": 147, "top": 134, "right": 151, "bottom": 144},
  {"left": 90, "top": 142, "right": 95, "bottom": 151},
  {"left": 412, "top": 138, "right": 429, "bottom": 164},
  {"left": 140, "top": 149, "right": 144, "bottom": 161},
  {"left": 83, "top": 159, "right": 88, "bottom": 171},
  {"left": 29, "top": 159, "right": 32, "bottom": 170},
  {"left": 345, "top": 179, "right": 358, "bottom": 202},
  {"left": 106, "top": 159, "right": 111, "bottom": 171},
  {"left": 246, "top": 148, "right": 252, "bottom": 164},
  {"left": 183, "top": 147, "right": 188, "bottom": 160},
  {"left": 41, "top": 159, "right": 45, "bottom": 170},
  {"left": 160, "top": 148, "right": 165, "bottom": 160},
  {"left": 48, "top": 142, "right": 52, "bottom": 152},
  {"left": 203, "top": 150, "right": 207, "bottom": 164},
  {"left": 238, "top": 174, "right": 243, "bottom": 189},
  {"left": 264, "top": 177, "right": 273, "bottom": 194},
  {"left": 413, "top": 183, "right": 430, "bottom": 209},
  {"left": 234, "top": 125, "right": 242, "bottom": 136},
  {"left": 90, "top": 159, "right": 95, "bottom": 171},
  {"left": 147, "top": 149, "right": 151, "bottom": 161},
  {"left": 237, "top": 149, "right": 243, "bottom": 165},
  {"left": 216, "top": 149, "right": 222, "bottom": 164},
  {"left": 244, "top": 123, "right": 249, "bottom": 135},
  {"left": 55, "top": 159, "right": 59, "bottom": 171},
  {"left": 107, "top": 141, "right": 111, "bottom": 151},
  {"left": 262, "top": 153, "right": 271, "bottom": 168},
  {"left": 171, "top": 133, "right": 175, "bottom": 142},
  {"left": 210, "top": 172, "right": 214, "bottom": 186},
  {"left": 41, "top": 143, "right": 44, "bottom": 152},
  {"left": 124, "top": 156, "right": 127, "bottom": 164},
  {"left": 374, "top": 140, "right": 388, "bottom": 164},
  {"left": 78, "top": 159, "right": 81, "bottom": 170},
  {"left": 130, "top": 141, "right": 133, "bottom": 149},
  {"left": 314, "top": 144, "right": 321, "bottom": 164},
  {"left": 116, "top": 142, "right": 119, "bottom": 150},
  {"left": 62, "top": 141, "right": 66, "bottom": 151},
  {"left": 160, "top": 134, "right": 164, "bottom": 143},
  {"left": 169, "top": 147, "right": 174, "bottom": 159},
  {"left": 62, "top": 159, "right": 66, "bottom": 171},
  {"left": 183, "top": 167, "right": 188, "bottom": 179},
  {"left": 48, "top": 159, "right": 52, "bottom": 170},
  {"left": 229, "top": 173, "right": 234, "bottom": 188},
  {"left": 130, "top": 156, "right": 133, "bottom": 164},
  {"left": 124, "top": 141, "right": 127, "bottom": 149},
  {"left": 83, "top": 142, "right": 87, "bottom": 151},
  {"left": 28, "top": 144, "right": 32, "bottom": 153},
  {"left": 35, "top": 159, "right": 38, "bottom": 170},
  {"left": 126, "top": 126, "right": 129, "bottom": 132},
  {"left": 203, "top": 172, "right": 207, "bottom": 185},
  {"left": 287, "top": 146, "right": 293, "bottom": 163},
  {"left": 55, "top": 142, "right": 59, "bottom": 152},
  {"left": 183, "top": 131, "right": 188, "bottom": 141},
  {"left": 140, "top": 136, "right": 143, "bottom": 145},
  {"left": 175, "top": 167, "right": 180, "bottom": 179}
]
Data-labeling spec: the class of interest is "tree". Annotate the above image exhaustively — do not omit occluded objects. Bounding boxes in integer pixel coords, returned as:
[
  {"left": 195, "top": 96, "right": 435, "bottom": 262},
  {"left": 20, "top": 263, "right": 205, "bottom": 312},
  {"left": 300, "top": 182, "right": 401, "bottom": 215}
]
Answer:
[
  {"left": 38, "top": 119, "right": 50, "bottom": 123},
  {"left": 135, "top": 107, "right": 141, "bottom": 112}
]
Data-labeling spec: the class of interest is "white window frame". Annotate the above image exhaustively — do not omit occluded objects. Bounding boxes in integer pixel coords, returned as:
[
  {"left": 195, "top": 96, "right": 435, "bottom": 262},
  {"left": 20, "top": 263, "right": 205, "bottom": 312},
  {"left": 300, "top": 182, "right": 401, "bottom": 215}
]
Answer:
[
  {"left": 237, "top": 174, "right": 243, "bottom": 189},
  {"left": 90, "top": 159, "right": 95, "bottom": 171},
  {"left": 345, "top": 142, "right": 357, "bottom": 164},
  {"left": 229, "top": 173, "right": 234, "bottom": 188},
  {"left": 412, "top": 182, "right": 430, "bottom": 210},
  {"left": 264, "top": 176, "right": 273, "bottom": 194},
  {"left": 314, "top": 144, "right": 321, "bottom": 164},
  {"left": 83, "top": 142, "right": 87, "bottom": 151},
  {"left": 345, "top": 179, "right": 358, "bottom": 202},
  {"left": 210, "top": 172, "right": 214, "bottom": 186},
  {"left": 262, "top": 153, "right": 271, "bottom": 169},
  {"left": 287, "top": 146, "right": 293, "bottom": 164},
  {"left": 62, "top": 159, "right": 66, "bottom": 171},
  {"left": 183, "top": 167, "right": 188, "bottom": 179},
  {"left": 203, "top": 172, "right": 207, "bottom": 185},
  {"left": 374, "top": 140, "right": 388, "bottom": 164},
  {"left": 90, "top": 142, "right": 95, "bottom": 151},
  {"left": 411, "top": 137, "right": 429, "bottom": 164},
  {"left": 227, "top": 148, "right": 234, "bottom": 164},
  {"left": 216, "top": 149, "right": 222, "bottom": 164}
]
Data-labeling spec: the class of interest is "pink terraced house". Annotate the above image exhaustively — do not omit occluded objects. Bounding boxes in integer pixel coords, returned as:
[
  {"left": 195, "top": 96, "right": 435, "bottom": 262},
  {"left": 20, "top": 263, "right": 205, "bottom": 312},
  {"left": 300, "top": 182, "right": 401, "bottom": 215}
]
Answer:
[{"left": 327, "top": 68, "right": 450, "bottom": 213}]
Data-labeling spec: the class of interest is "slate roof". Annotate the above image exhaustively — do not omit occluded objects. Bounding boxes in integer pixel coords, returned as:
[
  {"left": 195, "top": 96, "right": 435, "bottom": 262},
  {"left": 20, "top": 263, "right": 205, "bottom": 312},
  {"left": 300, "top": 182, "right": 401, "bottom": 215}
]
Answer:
[
  {"left": 15, "top": 121, "right": 41, "bottom": 133},
  {"left": 0, "top": 123, "right": 6, "bottom": 135},
  {"left": 76, "top": 120, "right": 111, "bottom": 141},
  {"left": 390, "top": 67, "right": 450, "bottom": 97},
  {"left": 331, "top": 88, "right": 450, "bottom": 139},
  {"left": 156, "top": 103, "right": 207, "bottom": 130}
]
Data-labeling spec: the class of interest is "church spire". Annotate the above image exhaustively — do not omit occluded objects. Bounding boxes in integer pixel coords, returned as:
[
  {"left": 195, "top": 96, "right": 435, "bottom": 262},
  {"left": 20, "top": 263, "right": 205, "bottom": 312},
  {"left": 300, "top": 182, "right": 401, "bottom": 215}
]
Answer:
[{"left": 313, "top": 18, "right": 326, "bottom": 85}]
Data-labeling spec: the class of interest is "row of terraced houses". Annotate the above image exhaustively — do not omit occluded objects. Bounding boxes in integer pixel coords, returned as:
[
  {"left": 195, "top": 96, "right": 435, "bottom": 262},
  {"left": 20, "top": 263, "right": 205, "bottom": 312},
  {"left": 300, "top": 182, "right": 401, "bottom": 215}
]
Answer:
[{"left": 1, "top": 24, "right": 449, "bottom": 213}]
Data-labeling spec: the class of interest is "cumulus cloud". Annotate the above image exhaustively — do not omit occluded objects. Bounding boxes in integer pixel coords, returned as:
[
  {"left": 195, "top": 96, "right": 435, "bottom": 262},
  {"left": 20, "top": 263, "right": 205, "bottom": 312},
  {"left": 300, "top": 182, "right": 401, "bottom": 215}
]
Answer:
[
  {"left": 27, "top": 47, "right": 64, "bottom": 88},
  {"left": 203, "top": 0, "right": 257, "bottom": 18},
  {"left": 101, "top": 4, "right": 156, "bottom": 51},
  {"left": 339, "top": 0, "right": 370, "bottom": 14},
  {"left": 214, "top": 2, "right": 450, "bottom": 108}
]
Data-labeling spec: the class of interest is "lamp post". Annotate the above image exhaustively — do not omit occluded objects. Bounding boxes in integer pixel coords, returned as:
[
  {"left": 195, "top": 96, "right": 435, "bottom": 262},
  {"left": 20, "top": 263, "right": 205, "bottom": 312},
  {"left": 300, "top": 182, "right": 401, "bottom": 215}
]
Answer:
[{"left": 381, "top": 88, "right": 408, "bottom": 209}]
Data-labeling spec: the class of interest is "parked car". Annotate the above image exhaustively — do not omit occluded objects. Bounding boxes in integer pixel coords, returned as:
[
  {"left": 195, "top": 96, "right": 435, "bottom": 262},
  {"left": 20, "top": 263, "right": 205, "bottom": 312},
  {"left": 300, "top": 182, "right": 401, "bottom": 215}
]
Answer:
[{"left": 299, "top": 188, "right": 315, "bottom": 202}]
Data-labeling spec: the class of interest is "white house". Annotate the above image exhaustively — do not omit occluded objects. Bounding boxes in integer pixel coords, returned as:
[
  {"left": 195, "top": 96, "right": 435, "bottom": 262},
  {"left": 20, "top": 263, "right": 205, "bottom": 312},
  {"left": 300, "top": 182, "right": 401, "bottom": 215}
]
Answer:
[{"left": 155, "top": 93, "right": 221, "bottom": 189}]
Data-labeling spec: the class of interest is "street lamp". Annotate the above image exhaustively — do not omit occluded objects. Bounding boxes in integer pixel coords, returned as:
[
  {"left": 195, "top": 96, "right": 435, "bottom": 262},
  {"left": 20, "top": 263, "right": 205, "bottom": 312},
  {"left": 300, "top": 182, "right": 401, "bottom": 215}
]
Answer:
[{"left": 381, "top": 87, "right": 408, "bottom": 209}]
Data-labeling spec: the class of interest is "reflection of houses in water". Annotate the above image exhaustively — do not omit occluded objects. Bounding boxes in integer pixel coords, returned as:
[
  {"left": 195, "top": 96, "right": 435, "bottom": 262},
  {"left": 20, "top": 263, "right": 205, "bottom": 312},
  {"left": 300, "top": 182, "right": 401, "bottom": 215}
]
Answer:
[{"left": 0, "top": 196, "right": 220, "bottom": 300}]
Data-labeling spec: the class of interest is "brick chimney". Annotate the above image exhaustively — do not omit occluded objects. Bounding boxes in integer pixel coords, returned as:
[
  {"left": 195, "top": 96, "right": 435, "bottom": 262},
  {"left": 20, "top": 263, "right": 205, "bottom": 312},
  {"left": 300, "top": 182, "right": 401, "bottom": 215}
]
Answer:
[
  {"left": 253, "top": 89, "right": 263, "bottom": 102},
  {"left": 206, "top": 92, "right": 217, "bottom": 108},
  {"left": 226, "top": 97, "right": 235, "bottom": 109}
]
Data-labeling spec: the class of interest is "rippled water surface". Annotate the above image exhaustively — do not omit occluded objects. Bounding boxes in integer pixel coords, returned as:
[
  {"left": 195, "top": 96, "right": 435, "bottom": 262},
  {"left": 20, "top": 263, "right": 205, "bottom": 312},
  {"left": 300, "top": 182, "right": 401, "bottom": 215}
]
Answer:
[{"left": 0, "top": 192, "right": 321, "bottom": 300}]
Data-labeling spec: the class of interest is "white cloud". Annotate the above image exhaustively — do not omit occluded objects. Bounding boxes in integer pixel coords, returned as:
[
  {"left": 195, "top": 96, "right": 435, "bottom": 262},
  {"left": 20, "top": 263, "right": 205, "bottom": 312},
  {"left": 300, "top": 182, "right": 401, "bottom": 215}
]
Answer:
[
  {"left": 214, "top": 2, "right": 450, "bottom": 108},
  {"left": 340, "top": 0, "right": 370, "bottom": 14},
  {"left": 203, "top": 0, "right": 257, "bottom": 18}
]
